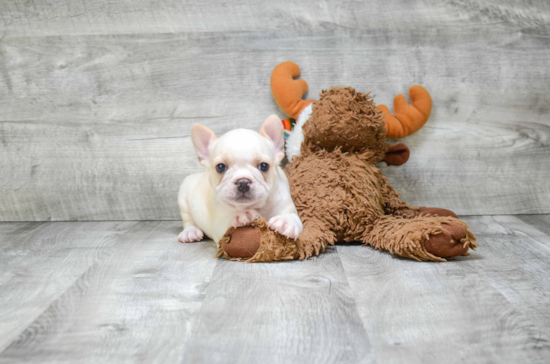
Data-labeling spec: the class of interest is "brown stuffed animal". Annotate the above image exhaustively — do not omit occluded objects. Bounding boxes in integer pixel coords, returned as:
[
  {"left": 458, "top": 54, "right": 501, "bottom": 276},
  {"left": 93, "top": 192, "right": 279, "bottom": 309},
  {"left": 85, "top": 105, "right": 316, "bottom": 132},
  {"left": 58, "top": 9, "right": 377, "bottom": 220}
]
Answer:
[{"left": 217, "top": 62, "right": 477, "bottom": 262}]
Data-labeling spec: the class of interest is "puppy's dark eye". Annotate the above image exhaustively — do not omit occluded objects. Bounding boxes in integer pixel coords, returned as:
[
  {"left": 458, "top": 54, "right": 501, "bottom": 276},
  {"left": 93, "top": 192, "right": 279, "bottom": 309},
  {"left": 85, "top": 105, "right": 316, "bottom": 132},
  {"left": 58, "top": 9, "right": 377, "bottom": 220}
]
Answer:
[
  {"left": 216, "top": 163, "right": 226, "bottom": 173},
  {"left": 258, "top": 162, "right": 269, "bottom": 172}
]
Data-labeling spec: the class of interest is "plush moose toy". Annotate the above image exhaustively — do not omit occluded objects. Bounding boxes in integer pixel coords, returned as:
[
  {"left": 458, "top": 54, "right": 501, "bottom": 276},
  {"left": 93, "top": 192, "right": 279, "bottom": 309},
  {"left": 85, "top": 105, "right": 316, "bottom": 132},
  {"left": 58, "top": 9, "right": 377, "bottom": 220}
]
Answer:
[{"left": 217, "top": 62, "right": 477, "bottom": 262}]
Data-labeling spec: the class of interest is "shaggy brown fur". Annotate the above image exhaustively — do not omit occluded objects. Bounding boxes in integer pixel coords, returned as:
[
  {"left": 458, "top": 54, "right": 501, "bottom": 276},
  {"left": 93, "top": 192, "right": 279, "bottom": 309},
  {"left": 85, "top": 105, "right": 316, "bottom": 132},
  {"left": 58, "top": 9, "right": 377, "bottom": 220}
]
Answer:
[
  {"left": 219, "top": 86, "right": 477, "bottom": 262},
  {"left": 283, "top": 87, "right": 477, "bottom": 261},
  {"left": 303, "top": 87, "right": 388, "bottom": 155},
  {"left": 216, "top": 219, "right": 302, "bottom": 262}
]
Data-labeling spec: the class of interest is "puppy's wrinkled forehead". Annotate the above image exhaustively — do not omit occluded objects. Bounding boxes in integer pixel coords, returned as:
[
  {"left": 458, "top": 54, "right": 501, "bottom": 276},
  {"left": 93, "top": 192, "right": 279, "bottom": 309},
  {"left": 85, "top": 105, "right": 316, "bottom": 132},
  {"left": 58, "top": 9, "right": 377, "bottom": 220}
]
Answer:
[{"left": 212, "top": 129, "right": 275, "bottom": 164}]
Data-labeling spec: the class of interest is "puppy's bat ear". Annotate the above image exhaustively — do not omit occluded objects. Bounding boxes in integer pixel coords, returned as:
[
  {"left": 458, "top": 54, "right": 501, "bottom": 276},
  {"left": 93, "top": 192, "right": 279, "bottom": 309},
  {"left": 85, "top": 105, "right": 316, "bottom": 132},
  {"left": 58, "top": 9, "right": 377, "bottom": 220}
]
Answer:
[
  {"left": 260, "top": 115, "right": 285, "bottom": 163},
  {"left": 191, "top": 124, "right": 216, "bottom": 166}
]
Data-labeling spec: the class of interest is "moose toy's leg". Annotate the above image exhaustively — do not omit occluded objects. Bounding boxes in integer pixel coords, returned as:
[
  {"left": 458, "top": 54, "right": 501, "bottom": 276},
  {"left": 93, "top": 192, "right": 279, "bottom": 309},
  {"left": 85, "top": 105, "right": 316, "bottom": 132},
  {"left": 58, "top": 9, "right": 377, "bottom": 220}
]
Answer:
[
  {"left": 380, "top": 174, "right": 462, "bottom": 221},
  {"left": 297, "top": 221, "right": 336, "bottom": 260},
  {"left": 361, "top": 215, "right": 477, "bottom": 261},
  {"left": 217, "top": 220, "right": 335, "bottom": 262},
  {"left": 217, "top": 219, "right": 299, "bottom": 262}
]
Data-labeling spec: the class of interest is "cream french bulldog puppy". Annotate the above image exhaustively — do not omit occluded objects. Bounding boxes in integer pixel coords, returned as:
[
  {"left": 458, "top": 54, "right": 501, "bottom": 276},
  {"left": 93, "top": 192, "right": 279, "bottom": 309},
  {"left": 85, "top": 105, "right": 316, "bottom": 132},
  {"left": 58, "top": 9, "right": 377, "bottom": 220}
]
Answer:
[{"left": 178, "top": 115, "right": 303, "bottom": 245}]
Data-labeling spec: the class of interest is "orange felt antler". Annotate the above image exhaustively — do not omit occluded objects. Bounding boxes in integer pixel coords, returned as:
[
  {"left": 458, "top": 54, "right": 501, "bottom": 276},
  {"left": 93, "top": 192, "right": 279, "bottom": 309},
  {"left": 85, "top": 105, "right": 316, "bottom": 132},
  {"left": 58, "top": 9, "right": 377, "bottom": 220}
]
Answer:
[
  {"left": 377, "top": 85, "right": 432, "bottom": 139},
  {"left": 271, "top": 62, "right": 315, "bottom": 119}
]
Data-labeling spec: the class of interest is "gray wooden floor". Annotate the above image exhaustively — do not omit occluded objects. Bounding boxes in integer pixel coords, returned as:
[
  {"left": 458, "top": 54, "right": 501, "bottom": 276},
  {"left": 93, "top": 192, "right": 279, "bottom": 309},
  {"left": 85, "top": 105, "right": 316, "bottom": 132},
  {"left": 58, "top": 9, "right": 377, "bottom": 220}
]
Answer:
[{"left": 0, "top": 216, "right": 549, "bottom": 363}]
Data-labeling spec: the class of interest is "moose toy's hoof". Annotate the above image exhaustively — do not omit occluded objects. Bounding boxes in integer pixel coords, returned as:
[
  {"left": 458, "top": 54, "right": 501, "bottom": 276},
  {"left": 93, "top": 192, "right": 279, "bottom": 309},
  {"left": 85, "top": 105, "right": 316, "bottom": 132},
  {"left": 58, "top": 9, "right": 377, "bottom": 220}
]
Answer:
[
  {"left": 221, "top": 226, "right": 261, "bottom": 258},
  {"left": 424, "top": 221, "right": 469, "bottom": 258}
]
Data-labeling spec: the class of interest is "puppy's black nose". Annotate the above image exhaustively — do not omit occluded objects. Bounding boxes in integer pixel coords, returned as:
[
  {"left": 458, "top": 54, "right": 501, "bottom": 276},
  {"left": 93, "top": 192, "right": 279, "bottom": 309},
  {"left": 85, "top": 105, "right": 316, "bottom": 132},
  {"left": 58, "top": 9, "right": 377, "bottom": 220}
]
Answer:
[{"left": 236, "top": 179, "right": 251, "bottom": 193}]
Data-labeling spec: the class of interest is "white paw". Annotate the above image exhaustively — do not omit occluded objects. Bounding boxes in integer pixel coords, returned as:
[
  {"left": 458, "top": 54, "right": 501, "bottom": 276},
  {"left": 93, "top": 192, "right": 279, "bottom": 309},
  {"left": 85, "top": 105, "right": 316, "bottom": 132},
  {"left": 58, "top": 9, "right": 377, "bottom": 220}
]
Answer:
[
  {"left": 268, "top": 214, "right": 302, "bottom": 239},
  {"left": 178, "top": 226, "right": 204, "bottom": 243},
  {"left": 232, "top": 210, "right": 262, "bottom": 227}
]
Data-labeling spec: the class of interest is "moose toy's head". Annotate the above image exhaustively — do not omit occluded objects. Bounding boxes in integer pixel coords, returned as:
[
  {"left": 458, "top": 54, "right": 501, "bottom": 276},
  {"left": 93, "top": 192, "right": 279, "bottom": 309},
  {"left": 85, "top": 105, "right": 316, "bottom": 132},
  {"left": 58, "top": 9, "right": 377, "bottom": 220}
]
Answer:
[
  {"left": 302, "top": 86, "right": 390, "bottom": 164},
  {"left": 270, "top": 61, "right": 432, "bottom": 166}
]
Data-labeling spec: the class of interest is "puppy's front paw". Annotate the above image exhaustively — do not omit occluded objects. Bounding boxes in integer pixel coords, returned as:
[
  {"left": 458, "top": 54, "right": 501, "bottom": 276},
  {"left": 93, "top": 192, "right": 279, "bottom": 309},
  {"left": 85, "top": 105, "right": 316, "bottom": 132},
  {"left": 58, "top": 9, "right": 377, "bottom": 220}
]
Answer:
[
  {"left": 268, "top": 214, "right": 302, "bottom": 239},
  {"left": 178, "top": 226, "right": 204, "bottom": 243},
  {"left": 232, "top": 210, "right": 262, "bottom": 227}
]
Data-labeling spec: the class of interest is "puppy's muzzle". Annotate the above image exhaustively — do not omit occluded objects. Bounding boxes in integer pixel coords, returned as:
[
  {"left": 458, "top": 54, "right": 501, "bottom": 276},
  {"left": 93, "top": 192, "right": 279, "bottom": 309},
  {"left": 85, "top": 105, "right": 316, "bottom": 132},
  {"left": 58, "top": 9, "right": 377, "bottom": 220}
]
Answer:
[{"left": 236, "top": 179, "right": 251, "bottom": 193}]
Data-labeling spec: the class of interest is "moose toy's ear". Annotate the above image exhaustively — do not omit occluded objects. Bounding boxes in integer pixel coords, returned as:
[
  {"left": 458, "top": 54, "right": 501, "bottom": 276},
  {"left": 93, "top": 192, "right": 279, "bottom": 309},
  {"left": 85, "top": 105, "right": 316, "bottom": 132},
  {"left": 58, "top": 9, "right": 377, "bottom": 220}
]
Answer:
[{"left": 384, "top": 142, "right": 410, "bottom": 166}]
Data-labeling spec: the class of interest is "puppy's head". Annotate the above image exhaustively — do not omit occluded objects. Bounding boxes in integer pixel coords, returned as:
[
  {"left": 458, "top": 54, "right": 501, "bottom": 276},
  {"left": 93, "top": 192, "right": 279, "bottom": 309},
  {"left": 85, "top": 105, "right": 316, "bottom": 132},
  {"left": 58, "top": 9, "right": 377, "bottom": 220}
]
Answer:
[{"left": 191, "top": 115, "right": 285, "bottom": 209}]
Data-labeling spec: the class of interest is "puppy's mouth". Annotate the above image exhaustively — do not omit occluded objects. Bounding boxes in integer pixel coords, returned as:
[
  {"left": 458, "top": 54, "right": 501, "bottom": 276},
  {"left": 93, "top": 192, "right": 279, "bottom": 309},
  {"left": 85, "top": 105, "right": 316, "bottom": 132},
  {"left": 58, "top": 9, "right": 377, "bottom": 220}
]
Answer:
[
  {"left": 234, "top": 193, "right": 254, "bottom": 202},
  {"left": 237, "top": 192, "right": 250, "bottom": 198}
]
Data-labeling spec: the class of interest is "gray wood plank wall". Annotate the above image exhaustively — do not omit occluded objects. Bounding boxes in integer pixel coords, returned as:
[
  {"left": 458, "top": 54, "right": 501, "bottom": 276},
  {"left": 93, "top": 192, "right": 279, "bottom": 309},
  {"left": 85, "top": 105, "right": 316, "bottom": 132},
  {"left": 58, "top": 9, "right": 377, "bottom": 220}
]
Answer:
[{"left": 1, "top": 0, "right": 549, "bottom": 221}]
